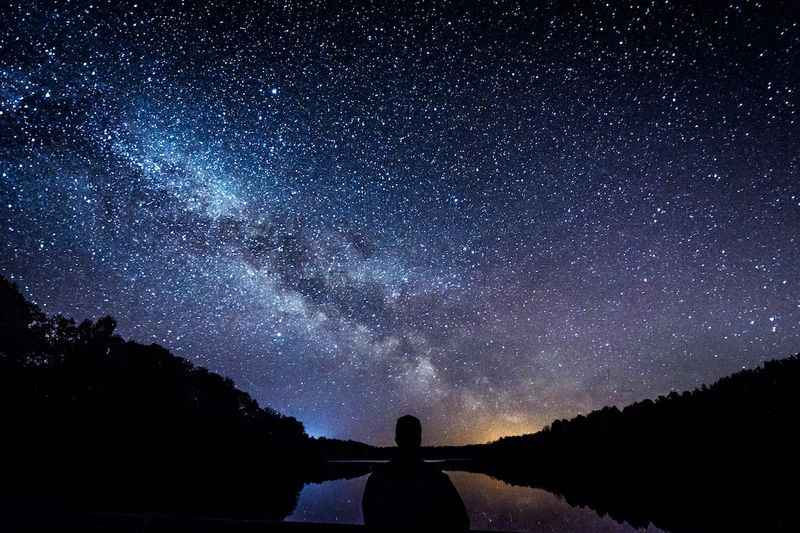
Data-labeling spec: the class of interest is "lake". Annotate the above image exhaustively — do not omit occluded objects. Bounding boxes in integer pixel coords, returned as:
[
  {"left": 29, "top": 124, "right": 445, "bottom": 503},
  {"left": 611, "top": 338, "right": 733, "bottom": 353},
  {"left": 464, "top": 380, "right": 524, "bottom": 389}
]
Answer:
[{"left": 289, "top": 464, "right": 666, "bottom": 532}]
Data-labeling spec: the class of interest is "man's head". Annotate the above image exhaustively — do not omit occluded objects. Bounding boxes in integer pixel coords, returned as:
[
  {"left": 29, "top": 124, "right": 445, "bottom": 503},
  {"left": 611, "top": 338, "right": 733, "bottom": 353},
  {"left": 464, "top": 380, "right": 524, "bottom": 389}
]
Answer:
[{"left": 395, "top": 415, "right": 422, "bottom": 449}]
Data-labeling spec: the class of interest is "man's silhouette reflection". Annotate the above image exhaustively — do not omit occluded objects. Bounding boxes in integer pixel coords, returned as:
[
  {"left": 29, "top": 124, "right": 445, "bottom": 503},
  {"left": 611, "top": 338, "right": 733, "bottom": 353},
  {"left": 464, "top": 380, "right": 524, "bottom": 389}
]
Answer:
[{"left": 362, "top": 415, "right": 469, "bottom": 531}]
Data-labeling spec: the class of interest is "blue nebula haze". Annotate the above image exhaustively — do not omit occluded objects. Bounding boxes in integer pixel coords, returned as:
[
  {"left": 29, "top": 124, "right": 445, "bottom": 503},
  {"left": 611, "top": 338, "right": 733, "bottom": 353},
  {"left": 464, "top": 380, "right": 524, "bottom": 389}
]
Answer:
[{"left": 1, "top": 1, "right": 799, "bottom": 444}]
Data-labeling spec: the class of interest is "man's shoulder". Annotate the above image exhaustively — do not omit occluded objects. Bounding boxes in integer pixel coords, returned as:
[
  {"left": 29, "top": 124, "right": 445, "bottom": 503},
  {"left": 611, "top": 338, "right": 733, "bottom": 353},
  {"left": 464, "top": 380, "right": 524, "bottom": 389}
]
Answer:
[
  {"left": 425, "top": 464, "right": 453, "bottom": 484},
  {"left": 420, "top": 461, "right": 447, "bottom": 475},
  {"left": 369, "top": 459, "right": 435, "bottom": 472},
  {"left": 383, "top": 459, "right": 450, "bottom": 477},
  {"left": 367, "top": 462, "right": 395, "bottom": 480},
  {"left": 370, "top": 461, "right": 392, "bottom": 473}
]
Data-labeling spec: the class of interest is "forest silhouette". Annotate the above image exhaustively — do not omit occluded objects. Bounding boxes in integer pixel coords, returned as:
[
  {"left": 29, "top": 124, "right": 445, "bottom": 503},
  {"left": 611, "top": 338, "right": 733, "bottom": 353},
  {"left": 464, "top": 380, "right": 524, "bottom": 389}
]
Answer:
[
  {"left": 0, "top": 275, "right": 317, "bottom": 523},
  {"left": 2, "top": 274, "right": 799, "bottom": 531},
  {"left": 446, "top": 355, "right": 800, "bottom": 532}
]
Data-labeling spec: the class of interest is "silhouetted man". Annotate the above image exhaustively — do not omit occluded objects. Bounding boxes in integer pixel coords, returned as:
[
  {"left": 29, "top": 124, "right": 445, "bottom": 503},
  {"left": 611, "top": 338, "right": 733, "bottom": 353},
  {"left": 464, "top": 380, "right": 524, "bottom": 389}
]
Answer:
[{"left": 362, "top": 415, "right": 469, "bottom": 531}]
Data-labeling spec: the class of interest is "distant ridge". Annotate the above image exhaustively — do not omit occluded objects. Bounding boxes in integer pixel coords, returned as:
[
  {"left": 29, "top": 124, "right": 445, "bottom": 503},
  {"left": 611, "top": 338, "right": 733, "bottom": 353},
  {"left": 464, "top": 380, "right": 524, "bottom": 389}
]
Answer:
[
  {"left": 489, "top": 352, "right": 800, "bottom": 451},
  {"left": 0, "top": 275, "right": 344, "bottom": 520},
  {"left": 464, "top": 353, "right": 800, "bottom": 532}
]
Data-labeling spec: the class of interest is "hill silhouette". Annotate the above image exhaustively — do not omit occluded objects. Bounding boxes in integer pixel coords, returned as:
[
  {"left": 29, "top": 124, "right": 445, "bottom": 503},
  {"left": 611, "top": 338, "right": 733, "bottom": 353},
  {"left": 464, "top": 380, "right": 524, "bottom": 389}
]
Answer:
[
  {"left": 461, "top": 353, "right": 800, "bottom": 532},
  {"left": 0, "top": 275, "right": 318, "bottom": 520}
]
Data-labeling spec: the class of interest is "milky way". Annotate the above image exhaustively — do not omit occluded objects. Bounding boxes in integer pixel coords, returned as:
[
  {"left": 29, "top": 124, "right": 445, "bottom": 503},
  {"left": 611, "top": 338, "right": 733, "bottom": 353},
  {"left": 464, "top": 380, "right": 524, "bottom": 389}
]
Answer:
[{"left": 1, "top": 1, "right": 799, "bottom": 444}]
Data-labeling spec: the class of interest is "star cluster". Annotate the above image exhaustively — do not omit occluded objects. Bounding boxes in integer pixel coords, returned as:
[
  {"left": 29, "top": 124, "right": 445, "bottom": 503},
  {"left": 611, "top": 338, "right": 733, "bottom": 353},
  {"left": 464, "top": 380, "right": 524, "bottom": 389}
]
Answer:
[{"left": 1, "top": 1, "right": 799, "bottom": 444}]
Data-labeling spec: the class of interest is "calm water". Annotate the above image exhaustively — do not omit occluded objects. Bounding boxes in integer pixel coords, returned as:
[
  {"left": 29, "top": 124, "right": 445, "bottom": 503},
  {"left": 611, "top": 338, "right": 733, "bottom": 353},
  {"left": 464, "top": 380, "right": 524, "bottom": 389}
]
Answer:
[{"left": 288, "top": 467, "right": 665, "bottom": 532}]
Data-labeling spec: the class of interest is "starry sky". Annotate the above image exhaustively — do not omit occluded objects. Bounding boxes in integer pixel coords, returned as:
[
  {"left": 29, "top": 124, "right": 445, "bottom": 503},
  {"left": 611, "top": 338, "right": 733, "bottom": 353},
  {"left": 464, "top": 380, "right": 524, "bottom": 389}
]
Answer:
[{"left": 1, "top": 1, "right": 799, "bottom": 445}]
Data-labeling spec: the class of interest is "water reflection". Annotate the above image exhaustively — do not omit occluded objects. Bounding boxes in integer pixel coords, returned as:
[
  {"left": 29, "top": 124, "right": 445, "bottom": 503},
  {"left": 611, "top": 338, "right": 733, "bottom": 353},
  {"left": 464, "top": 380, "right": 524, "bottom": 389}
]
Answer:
[
  {"left": 289, "top": 466, "right": 665, "bottom": 532},
  {"left": 289, "top": 474, "right": 368, "bottom": 525}
]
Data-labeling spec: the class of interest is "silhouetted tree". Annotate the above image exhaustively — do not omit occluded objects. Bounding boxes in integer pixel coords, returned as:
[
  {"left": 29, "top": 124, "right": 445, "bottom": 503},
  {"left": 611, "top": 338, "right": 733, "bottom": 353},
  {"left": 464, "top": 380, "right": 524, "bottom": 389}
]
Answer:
[
  {"left": 467, "top": 352, "right": 800, "bottom": 532},
  {"left": 0, "top": 275, "right": 315, "bottom": 521}
]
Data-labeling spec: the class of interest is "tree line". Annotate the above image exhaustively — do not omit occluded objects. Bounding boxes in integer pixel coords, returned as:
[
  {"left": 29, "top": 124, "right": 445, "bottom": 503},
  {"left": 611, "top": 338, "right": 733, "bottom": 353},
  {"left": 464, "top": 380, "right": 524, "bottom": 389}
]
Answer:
[
  {"left": 0, "top": 275, "right": 314, "bottom": 519},
  {"left": 472, "top": 352, "right": 800, "bottom": 531}
]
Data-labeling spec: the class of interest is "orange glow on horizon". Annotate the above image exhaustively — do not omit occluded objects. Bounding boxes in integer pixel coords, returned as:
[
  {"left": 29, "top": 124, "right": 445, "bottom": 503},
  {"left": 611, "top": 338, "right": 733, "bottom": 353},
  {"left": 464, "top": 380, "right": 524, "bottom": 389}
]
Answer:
[{"left": 482, "top": 425, "right": 540, "bottom": 444}]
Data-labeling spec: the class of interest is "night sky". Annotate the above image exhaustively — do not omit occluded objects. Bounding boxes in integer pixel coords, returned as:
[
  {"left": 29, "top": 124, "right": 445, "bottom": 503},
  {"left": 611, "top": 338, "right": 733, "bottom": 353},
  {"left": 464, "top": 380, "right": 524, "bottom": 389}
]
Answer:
[{"left": 1, "top": 1, "right": 799, "bottom": 445}]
